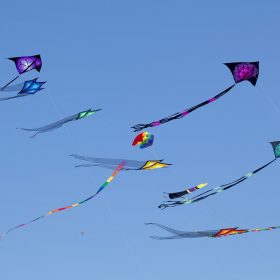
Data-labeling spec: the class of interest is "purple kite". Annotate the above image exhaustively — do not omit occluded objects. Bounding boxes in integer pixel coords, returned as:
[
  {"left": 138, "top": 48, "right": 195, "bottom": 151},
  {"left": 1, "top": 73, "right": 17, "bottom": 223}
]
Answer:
[
  {"left": 1, "top": 55, "right": 42, "bottom": 90},
  {"left": 132, "top": 61, "right": 259, "bottom": 132}
]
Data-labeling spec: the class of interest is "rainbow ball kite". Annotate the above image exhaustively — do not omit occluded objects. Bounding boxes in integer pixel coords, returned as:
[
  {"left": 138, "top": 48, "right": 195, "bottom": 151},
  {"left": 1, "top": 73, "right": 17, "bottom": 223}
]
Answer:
[{"left": 132, "top": 131, "right": 154, "bottom": 149}]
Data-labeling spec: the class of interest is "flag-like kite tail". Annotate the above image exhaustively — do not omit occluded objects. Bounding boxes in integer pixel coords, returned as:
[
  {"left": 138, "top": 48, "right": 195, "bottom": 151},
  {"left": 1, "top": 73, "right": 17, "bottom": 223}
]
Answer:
[
  {"left": 132, "top": 62, "right": 259, "bottom": 132},
  {"left": 19, "top": 108, "right": 101, "bottom": 138},
  {"left": 145, "top": 223, "right": 221, "bottom": 239},
  {"left": 166, "top": 183, "right": 208, "bottom": 199},
  {"left": 146, "top": 223, "right": 280, "bottom": 239},
  {"left": 1, "top": 55, "right": 42, "bottom": 90},
  {"left": 1, "top": 162, "right": 124, "bottom": 237},
  {"left": 159, "top": 141, "right": 279, "bottom": 209}
]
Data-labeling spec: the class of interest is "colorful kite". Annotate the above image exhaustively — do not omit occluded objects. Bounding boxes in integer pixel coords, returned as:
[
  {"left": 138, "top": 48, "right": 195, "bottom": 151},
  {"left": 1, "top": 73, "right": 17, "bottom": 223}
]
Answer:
[
  {"left": 1, "top": 55, "right": 42, "bottom": 90},
  {"left": 146, "top": 223, "right": 280, "bottom": 239},
  {"left": 132, "top": 62, "right": 259, "bottom": 132},
  {"left": 132, "top": 131, "right": 154, "bottom": 149},
  {"left": 0, "top": 78, "right": 45, "bottom": 101},
  {"left": 71, "top": 154, "right": 171, "bottom": 170},
  {"left": 19, "top": 109, "right": 101, "bottom": 138},
  {"left": 159, "top": 141, "right": 279, "bottom": 209},
  {"left": 1, "top": 162, "right": 124, "bottom": 237}
]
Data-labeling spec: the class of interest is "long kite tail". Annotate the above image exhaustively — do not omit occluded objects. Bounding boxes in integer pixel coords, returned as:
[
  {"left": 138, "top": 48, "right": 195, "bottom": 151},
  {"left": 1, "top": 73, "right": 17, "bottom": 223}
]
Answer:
[
  {"left": 158, "top": 158, "right": 277, "bottom": 209},
  {"left": 131, "top": 84, "right": 235, "bottom": 132},
  {"left": 2, "top": 162, "right": 125, "bottom": 237}
]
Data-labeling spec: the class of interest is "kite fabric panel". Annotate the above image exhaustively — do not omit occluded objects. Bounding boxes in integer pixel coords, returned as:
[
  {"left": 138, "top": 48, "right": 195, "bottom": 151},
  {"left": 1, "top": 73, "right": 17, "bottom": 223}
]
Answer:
[
  {"left": 145, "top": 223, "right": 280, "bottom": 239},
  {"left": 132, "top": 62, "right": 259, "bottom": 132},
  {"left": 159, "top": 142, "right": 279, "bottom": 209},
  {"left": 132, "top": 131, "right": 154, "bottom": 149},
  {"left": 1, "top": 55, "right": 42, "bottom": 90},
  {"left": 9, "top": 55, "right": 42, "bottom": 74},
  {"left": 0, "top": 78, "right": 45, "bottom": 102},
  {"left": 1, "top": 162, "right": 125, "bottom": 237},
  {"left": 70, "top": 154, "right": 171, "bottom": 170},
  {"left": 167, "top": 183, "right": 208, "bottom": 199},
  {"left": 19, "top": 109, "right": 101, "bottom": 138}
]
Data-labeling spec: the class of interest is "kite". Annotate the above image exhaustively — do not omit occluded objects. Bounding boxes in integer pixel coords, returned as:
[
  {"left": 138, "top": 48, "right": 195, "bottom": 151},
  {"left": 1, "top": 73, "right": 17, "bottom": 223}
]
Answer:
[
  {"left": 145, "top": 223, "right": 280, "bottom": 239},
  {"left": 1, "top": 55, "right": 42, "bottom": 90},
  {"left": 132, "top": 62, "right": 259, "bottom": 132},
  {"left": 71, "top": 154, "right": 171, "bottom": 170},
  {"left": 0, "top": 78, "right": 45, "bottom": 101},
  {"left": 132, "top": 131, "right": 154, "bottom": 149},
  {"left": 19, "top": 108, "right": 101, "bottom": 138},
  {"left": 159, "top": 141, "right": 279, "bottom": 209},
  {"left": 1, "top": 162, "right": 124, "bottom": 237}
]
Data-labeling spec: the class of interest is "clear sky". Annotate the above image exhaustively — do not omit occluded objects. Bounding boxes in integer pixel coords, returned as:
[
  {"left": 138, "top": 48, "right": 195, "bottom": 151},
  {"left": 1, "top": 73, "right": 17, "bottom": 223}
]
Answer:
[{"left": 0, "top": 0, "right": 280, "bottom": 279}]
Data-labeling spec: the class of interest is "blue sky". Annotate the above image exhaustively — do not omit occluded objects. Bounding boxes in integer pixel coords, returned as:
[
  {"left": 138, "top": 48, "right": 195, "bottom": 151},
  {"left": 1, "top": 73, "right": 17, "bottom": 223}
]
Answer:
[{"left": 0, "top": 1, "right": 280, "bottom": 279}]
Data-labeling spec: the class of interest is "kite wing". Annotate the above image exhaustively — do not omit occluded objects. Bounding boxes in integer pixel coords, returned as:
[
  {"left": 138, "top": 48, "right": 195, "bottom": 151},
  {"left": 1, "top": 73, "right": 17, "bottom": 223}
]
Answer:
[
  {"left": 0, "top": 79, "right": 45, "bottom": 102},
  {"left": 19, "top": 109, "right": 101, "bottom": 138},
  {"left": 8, "top": 55, "right": 42, "bottom": 74},
  {"left": 70, "top": 154, "right": 171, "bottom": 170},
  {"left": 270, "top": 141, "right": 280, "bottom": 158},
  {"left": 224, "top": 61, "right": 259, "bottom": 86},
  {"left": 18, "top": 78, "right": 45, "bottom": 94}
]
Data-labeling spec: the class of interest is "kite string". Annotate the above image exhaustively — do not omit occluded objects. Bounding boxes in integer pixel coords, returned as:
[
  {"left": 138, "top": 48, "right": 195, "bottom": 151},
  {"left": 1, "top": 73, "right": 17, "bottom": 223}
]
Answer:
[{"left": 257, "top": 85, "right": 280, "bottom": 116}]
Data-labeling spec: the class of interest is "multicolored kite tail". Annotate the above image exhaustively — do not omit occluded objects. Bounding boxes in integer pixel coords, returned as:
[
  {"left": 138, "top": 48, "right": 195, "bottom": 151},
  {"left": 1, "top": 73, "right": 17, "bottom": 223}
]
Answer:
[
  {"left": 158, "top": 159, "right": 276, "bottom": 209},
  {"left": 166, "top": 183, "right": 208, "bottom": 199},
  {"left": 159, "top": 141, "right": 280, "bottom": 209},
  {"left": 145, "top": 223, "right": 280, "bottom": 239},
  {"left": 1, "top": 162, "right": 125, "bottom": 238},
  {"left": 132, "top": 62, "right": 259, "bottom": 132}
]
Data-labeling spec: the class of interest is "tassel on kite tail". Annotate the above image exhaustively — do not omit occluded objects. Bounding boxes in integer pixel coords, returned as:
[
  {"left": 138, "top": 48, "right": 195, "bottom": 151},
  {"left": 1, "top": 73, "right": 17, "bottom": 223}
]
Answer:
[
  {"left": 158, "top": 158, "right": 276, "bottom": 209},
  {"left": 132, "top": 84, "right": 235, "bottom": 132},
  {"left": 1, "top": 162, "right": 125, "bottom": 237}
]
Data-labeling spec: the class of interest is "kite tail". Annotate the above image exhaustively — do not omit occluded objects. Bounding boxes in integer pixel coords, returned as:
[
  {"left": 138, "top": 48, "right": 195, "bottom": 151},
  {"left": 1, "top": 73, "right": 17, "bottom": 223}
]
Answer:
[
  {"left": 1, "top": 75, "right": 20, "bottom": 90},
  {"left": 168, "top": 190, "right": 188, "bottom": 199},
  {"left": 30, "top": 132, "right": 40, "bottom": 138},
  {"left": 131, "top": 84, "right": 236, "bottom": 132},
  {"left": 18, "top": 127, "right": 38, "bottom": 132},
  {"left": 167, "top": 183, "right": 208, "bottom": 199},
  {"left": 158, "top": 200, "right": 185, "bottom": 209},
  {"left": 3, "top": 163, "right": 124, "bottom": 236},
  {"left": 0, "top": 95, "right": 26, "bottom": 102},
  {"left": 159, "top": 158, "right": 277, "bottom": 208}
]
